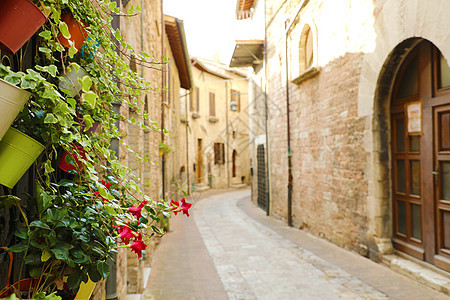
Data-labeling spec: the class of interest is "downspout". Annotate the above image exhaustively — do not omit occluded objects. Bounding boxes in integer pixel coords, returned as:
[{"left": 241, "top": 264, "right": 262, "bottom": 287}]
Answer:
[
  {"left": 263, "top": 0, "right": 270, "bottom": 216},
  {"left": 285, "top": 28, "right": 293, "bottom": 227},
  {"left": 226, "top": 81, "right": 230, "bottom": 187},
  {"left": 160, "top": 1, "right": 165, "bottom": 201},
  {"left": 106, "top": 0, "right": 121, "bottom": 298},
  {"left": 184, "top": 92, "right": 191, "bottom": 194}
]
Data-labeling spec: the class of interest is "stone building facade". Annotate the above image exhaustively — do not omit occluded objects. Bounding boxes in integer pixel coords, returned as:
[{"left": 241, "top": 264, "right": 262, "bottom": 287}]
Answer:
[
  {"left": 94, "top": 2, "right": 191, "bottom": 299},
  {"left": 185, "top": 57, "right": 250, "bottom": 191},
  {"left": 237, "top": 0, "right": 450, "bottom": 291}
]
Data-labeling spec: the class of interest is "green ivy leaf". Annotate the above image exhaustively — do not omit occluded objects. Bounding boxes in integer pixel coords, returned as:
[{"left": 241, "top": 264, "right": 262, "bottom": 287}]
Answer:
[
  {"left": 66, "top": 97, "right": 77, "bottom": 109},
  {"left": 44, "top": 113, "right": 58, "bottom": 124},
  {"left": 59, "top": 21, "right": 71, "bottom": 39},
  {"left": 114, "top": 29, "right": 122, "bottom": 41},
  {"left": 39, "top": 30, "right": 52, "bottom": 40},
  {"left": 68, "top": 43, "right": 77, "bottom": 58},
  {"left": 82, "top": 91, "right": 97, "bottom": 109},
  {"left": 80, "top": 76, "right": 92, "bottom": 92}
]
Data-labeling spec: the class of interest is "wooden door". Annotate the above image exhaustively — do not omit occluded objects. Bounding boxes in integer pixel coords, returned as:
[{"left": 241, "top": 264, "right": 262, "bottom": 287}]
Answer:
[{"left": 391, "top": 40, "right": 450, "bottom": 271}]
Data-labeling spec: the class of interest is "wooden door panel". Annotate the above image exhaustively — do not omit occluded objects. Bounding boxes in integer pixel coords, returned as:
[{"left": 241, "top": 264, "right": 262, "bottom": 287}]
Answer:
[{"left": 434, "top": 104, "right": 450, "bottom": 271}]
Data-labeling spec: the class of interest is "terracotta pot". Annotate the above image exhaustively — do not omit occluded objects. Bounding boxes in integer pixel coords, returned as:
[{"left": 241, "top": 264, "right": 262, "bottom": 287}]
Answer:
[
  {"left": 59, "top": 144, "right": 87, "bottom": 174},
  {"left": 57, "top": 13, "right": 88, "bottom": 52},
  {"left": 0, "top": 0, "right": 47, "bottom": 54}
]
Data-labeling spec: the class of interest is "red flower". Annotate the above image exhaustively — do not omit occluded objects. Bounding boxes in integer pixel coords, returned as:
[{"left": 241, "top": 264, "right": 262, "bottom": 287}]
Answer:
[
  {"left": 170, "top": 200, "right": 180, "bottom": 215},
  {"left": 180, "top": 198, "right": 192, "bottom": 217},
  {"left": 170, "top": 198, "right": 191, "bottom": 217},
  {"left": 118, "top": 225, "right": 135, "bottom": 245},
  {"left": 130, "top": 240, "right": 147, "bottom": 258},
  {"left": 94, "top": 190, "right": 108, "bottom": 204},
  {"left": 102, "top": 180, "right": 113, "bottom": 190},
  {"left": 129, "top": 200, "right": 148, "bottom": 220}
]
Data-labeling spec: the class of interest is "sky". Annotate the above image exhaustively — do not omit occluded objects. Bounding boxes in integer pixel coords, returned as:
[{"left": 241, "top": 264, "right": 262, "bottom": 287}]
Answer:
[{"left": 163, "top": 0, "right": 238, "bottom": 65}]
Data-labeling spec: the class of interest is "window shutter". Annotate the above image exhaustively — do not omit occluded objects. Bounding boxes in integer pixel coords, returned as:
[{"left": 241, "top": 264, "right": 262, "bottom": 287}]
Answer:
[
  {"left": 196, "top": 87, "right": 200, "bottom": 112},
  {"left": 237, "top": 91, "right": 241, "bottom": 112},
  {"left": 214, "top": 143, "right": 219, "bottom": 164},
  {"left": 221, "top": 143, "right": 225, "bottom": 164},
  {"left": 209, "top": 92, "right": 215, "bottom": 116}
]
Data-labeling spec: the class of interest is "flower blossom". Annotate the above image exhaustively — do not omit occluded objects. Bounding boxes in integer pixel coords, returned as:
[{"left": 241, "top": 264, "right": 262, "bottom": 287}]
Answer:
[
  {"left": 129, "top": 200, "right": 149, "bottom": 220},
  {"left": 118, "top": 225, "right": 135, "bottom": 245},
  {"left": 102, "top": 180, "right": 113, "bottom": 190},
  {"left": 130, "top": 240, "right": 147, "bottom": 258},
  {"left": 170, "top": 198, "right": 192, "bottom": 217}
]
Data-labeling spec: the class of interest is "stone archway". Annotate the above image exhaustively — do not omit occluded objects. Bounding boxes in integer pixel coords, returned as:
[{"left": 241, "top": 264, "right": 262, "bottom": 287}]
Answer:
[{"left": 356, "top": 0, "right": 450, "bottom": 259}]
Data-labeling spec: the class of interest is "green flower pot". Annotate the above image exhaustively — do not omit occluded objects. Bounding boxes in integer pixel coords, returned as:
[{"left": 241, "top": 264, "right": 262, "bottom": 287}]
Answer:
[{"left": 0, "top": 128, "right": 44, "bottom": 188}]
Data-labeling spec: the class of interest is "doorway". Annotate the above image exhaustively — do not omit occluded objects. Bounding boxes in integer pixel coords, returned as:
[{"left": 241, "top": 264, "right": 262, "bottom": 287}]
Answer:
[
  {"left": 232, "top": 150, "right": 237, "bottom": 178},
  {"left": 390, "top": 40, "right": 450, "bottom": 271},
  {"left": 197, "top": 139, "right": 203, "bottom": 183}
]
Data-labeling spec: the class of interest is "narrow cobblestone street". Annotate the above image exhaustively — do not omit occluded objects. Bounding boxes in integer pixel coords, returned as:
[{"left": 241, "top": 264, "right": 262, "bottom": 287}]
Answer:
[{"left": 144, "top": 189, "right": 449, "bottom": 300}]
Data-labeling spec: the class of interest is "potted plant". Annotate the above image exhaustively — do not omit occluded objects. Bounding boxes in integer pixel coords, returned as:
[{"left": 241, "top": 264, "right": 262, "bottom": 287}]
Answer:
[
  {"left": 0, "top": 0, "right": 180, "bottom": 298},
  {"left": 0, "top": 0, "right": 48, "bottom": 54}
]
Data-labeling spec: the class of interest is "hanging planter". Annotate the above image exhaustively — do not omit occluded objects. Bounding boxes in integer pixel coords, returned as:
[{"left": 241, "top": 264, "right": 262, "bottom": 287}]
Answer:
[
  {"left": 59, "top": 144, "right": 87, "bottom": 174},
  {"left": 0, "top": 128, "right": 44, "bottom": 189},
  {"left": 0, "top": 79, "right": 32, "bottom": 141},
  {"left": 57, "top": 13, "right": 88, "bottom": 53},
  {"left": 59, "top": 65, "right": 88, "bottom": 97},
  {"left": 0, "top": 0, "right": 47, "bottom": 54}
]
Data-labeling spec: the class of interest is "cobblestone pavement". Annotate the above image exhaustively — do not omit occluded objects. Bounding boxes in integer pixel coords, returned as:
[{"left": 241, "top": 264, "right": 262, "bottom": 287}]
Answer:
[{"left": 146, "top": 188, "right": 449, "bottom": 300}]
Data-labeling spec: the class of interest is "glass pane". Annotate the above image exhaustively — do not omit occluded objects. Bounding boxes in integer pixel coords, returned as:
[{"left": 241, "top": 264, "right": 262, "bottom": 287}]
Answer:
[
  {"left": 439, "top": 54, "right": 450, "bottom": 89},
  {"left": 443, "top": 211, "right": 450, "bottom": 249},
  {"left": 410, "top": 160, "right": 420, "bottom": 195},
  {"left": 398, "top": 200, "right": 407, "bottom": 235},
  {"left": 305, "top": 28, "right": 313, "bottom": 69},
  {"left": 397, "top": 57, "right": 418, "bottom": 98},
  {"left": 396, "top": 118, "right": 405, "bottom": 152},
  {"left": 411, "top": 204, "right": 422, "bottom": 240},
  {"left": 397, "top": 160, "right": 406, "bottom": 193},
  {"left": 442, "top": 162, "right": 450, "bottom": 200},
  {"left": 409, "top": 136, "right": 420, "bottom": 152}
]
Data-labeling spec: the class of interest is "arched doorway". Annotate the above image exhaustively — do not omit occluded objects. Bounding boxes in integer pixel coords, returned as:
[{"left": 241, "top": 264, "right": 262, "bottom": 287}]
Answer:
[
  {"left": 390, "top": 40, "right": 450, "bottom": 271},
  {"left": 232, "top": 150, "right": 238, "bottom": 178}
]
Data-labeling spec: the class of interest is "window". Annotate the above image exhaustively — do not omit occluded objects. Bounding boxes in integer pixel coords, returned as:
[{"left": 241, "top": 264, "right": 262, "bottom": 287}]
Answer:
[
  {"left": 299, "top": 24, "right": 315, "bottom": 74},
  {"left": 230, "top": 89, "right": 240, "bottom": 112},
  {"left": 209, "top": 92, "right": 215, "bottom": 116},
  {"left": 214, "top": 142, "right": 225, "bottom": 164}
]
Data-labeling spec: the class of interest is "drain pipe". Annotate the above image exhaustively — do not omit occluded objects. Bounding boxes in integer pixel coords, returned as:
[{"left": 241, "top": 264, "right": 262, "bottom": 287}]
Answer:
[
  {"left": 285, "top": 31, "right": 293, "bottom": 227},
  {"left": 263, "top": 1, "right": 270, "bottom": 217}
]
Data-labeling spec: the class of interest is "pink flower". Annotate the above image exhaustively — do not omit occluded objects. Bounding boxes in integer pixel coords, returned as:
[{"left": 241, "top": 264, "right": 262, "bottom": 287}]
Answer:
[
  {"left": 130, "top": 240, "right": 147, "bottom": 258},
  {"left": 180, "top": 198, "right": 192, "bottom": 217}
]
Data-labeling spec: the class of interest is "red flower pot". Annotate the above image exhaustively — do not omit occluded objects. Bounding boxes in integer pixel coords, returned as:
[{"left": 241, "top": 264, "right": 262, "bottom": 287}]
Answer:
[
  {"left": 59, "top": 144, "right": 87, "bottom": 174},
  {"left": 0, "top": 0, "right": 47, "bottom": 54},
  {"left": 57, "top": 13, "right": 88, "bottom": 52}
]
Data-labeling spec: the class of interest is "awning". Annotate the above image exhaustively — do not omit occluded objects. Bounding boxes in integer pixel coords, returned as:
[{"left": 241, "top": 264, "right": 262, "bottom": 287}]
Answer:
[{"left": 229, "top": 40, "right": 264, "bottom": 68}]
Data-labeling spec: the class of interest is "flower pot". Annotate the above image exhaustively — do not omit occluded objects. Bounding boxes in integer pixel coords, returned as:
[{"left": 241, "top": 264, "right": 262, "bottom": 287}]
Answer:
[
  {"left": 0, "top": 79, "right": 31, "bottom": 141},
  {"left": 59, "top": 144, "right": 87, "bottom": 174},
  {"left": 75, "top": 277, "right": 96, "bottom": 300},
  {"left": 59, "top": 66, "right": 88, "bottom": 97},
  {"left": 0, "top": 128, "right": 44, "bottom": 189},
  {"left": 0, "top": 0, "right": 47, "bottom": 54},
  {"left": 57, "top": 13, "right": 88, "bottom": 53}
]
